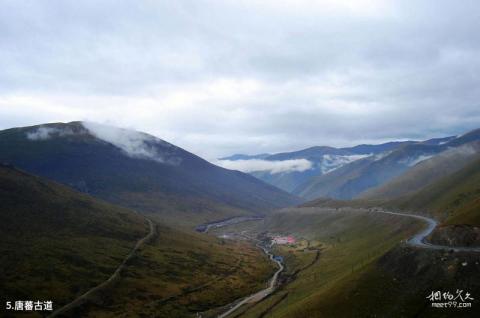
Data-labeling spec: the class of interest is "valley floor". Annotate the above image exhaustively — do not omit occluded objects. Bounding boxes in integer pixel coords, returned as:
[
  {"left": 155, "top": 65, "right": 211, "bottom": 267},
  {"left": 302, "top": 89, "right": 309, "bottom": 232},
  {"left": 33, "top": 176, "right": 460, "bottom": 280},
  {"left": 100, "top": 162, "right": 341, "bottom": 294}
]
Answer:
[{"left": 206, "top": 207, "right": 480, "bottom": 318}]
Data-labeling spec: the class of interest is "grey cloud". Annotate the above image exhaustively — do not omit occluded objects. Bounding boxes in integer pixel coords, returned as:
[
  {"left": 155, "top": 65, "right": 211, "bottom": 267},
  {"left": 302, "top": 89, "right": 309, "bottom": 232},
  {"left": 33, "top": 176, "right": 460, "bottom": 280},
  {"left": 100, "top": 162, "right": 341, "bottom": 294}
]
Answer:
[{"left": 0, "top": 1, "right": 480, "bottom": 159}]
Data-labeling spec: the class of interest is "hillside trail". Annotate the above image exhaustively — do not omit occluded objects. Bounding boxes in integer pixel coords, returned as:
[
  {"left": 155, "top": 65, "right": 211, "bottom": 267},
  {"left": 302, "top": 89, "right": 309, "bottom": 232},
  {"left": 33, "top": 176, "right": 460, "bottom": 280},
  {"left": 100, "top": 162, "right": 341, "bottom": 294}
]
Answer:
[{"left": 48, "top": 216, "right": 155, "bottom": 317}]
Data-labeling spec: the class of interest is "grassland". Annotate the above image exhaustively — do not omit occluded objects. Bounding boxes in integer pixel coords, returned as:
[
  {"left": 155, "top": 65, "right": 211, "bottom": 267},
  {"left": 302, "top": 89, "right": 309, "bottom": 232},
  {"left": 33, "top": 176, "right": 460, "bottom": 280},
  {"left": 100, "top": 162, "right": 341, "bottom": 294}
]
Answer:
[{"left": 297, "top": 245, "right": 480, "bottom": 318}]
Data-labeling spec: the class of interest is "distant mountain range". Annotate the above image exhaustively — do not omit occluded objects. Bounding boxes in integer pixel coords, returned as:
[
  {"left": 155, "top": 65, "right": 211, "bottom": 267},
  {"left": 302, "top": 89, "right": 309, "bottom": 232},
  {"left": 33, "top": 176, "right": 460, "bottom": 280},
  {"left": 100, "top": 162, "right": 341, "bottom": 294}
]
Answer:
[
  {"left": 299, "top": 129, "right": 480, "bottom": 200},
  {"left": 219, "top": 141, "right": 422, "bottom": 193},
  {"left": 0, "top": 122, "right": 300, "bottom": 225},
  {"left": 219, "top": 130, "right": 480, "bottom": 201}
]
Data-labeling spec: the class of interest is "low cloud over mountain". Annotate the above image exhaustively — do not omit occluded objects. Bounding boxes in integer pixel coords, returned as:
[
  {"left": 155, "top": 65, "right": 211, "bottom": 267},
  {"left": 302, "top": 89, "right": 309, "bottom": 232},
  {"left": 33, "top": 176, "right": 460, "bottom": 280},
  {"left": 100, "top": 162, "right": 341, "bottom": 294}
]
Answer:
[
  {"left": 82, "top": 122, "right": 181, "bottom": 164},
  {"left": 216, "top": 158, "right": 313, "bottom": 174},
  {"left": 26, "top": 126, "right": 77, "bottom": 140}
]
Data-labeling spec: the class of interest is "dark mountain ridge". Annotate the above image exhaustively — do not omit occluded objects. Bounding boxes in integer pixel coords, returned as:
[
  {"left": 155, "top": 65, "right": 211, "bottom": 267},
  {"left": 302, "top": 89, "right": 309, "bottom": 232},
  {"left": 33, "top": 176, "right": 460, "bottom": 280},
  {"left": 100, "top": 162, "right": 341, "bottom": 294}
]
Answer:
[{"left": 0, "top": 122, "right": 300, "bottom": 224}]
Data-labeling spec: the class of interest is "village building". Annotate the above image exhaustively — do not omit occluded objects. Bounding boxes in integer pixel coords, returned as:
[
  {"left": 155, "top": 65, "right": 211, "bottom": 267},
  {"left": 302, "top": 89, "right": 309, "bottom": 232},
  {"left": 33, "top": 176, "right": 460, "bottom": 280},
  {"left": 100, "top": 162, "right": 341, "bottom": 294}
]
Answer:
[{"left": 271, "top": 235, "right": 295, "bottom": 245}]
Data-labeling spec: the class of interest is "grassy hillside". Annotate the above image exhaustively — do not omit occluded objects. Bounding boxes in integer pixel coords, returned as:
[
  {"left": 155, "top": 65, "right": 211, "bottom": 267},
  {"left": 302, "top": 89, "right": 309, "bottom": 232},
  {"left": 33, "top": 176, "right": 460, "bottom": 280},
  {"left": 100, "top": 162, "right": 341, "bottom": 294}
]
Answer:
[
  {"left": 277, "top": 245, "right": 480, "bottom": 318},
  {"left": 390, "top": 157, "right": 480, "bottom": 225},
  {"left": 361, "top": 142, "right": 480, "bottom": 200},
  {"left": 0, "top": 163, "right": 148, "bottom": 312}
]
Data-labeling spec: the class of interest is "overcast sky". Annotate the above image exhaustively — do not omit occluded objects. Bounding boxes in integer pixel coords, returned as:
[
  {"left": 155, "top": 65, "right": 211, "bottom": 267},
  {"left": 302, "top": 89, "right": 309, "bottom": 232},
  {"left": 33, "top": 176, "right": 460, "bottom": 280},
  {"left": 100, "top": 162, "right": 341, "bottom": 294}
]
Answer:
[{"left": 1, "top": 0, "right": 480, "bottom": 159}]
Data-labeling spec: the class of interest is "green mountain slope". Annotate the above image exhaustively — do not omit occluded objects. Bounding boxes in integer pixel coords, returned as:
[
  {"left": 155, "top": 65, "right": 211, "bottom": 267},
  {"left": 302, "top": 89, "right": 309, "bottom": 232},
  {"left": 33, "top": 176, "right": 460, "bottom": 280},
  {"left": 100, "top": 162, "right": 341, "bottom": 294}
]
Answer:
[
  {"left": 0, "top": 163, "right": 148, "bottom": 309},
  {"left": 277, "top": 244, "right": 480, "bottom": 318},
  {"left": 391, "top": 157, "right": 480, "bottom": 225}
]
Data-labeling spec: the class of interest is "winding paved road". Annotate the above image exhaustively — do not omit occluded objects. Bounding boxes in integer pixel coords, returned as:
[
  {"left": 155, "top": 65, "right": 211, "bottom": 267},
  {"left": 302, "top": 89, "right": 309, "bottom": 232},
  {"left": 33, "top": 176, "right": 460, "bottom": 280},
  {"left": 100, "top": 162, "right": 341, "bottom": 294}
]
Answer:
[
  {"left": 366, "top": 209, "right": 480, "bottom": 252},
  {"left": 48, "top": 216, "right": 156, "bottom": 317}
]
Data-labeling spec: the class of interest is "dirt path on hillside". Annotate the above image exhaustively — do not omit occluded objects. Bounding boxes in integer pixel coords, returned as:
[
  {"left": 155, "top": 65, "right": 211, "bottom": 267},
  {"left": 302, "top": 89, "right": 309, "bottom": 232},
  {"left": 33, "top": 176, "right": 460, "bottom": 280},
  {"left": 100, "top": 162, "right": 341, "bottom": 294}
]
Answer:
[{"left": 48, "top": 216, "right": 156, "bottom": 317}]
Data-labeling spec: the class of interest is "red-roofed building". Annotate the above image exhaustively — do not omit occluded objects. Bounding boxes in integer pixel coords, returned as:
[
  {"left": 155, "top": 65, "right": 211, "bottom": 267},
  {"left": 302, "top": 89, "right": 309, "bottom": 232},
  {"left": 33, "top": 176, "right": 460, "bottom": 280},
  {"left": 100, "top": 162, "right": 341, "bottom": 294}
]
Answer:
[{"left": 272, "top": 235, "right": 296, "bottom": 245}]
